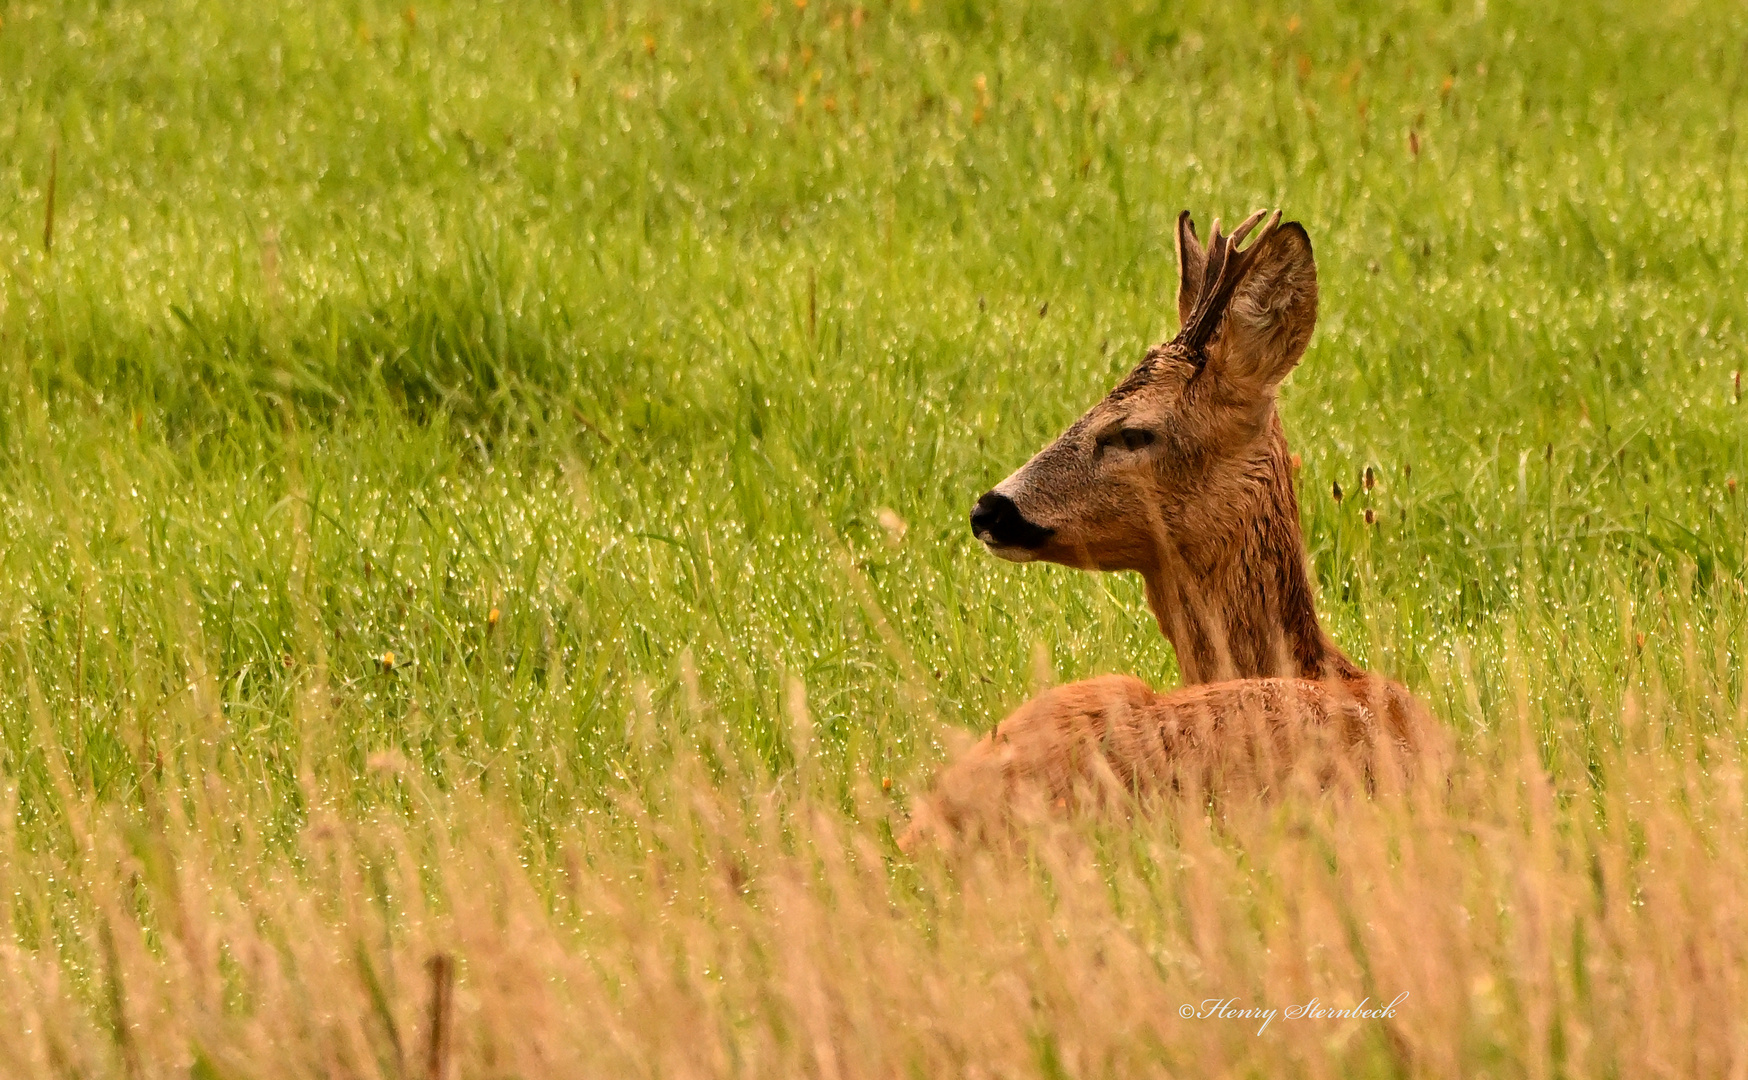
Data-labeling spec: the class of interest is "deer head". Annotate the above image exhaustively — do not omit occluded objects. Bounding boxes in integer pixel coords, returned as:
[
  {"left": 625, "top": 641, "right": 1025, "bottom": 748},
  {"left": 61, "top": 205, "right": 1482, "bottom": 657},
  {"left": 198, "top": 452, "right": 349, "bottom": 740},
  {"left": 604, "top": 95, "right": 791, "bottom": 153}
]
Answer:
[{"left": 969, "top": 209, "right": 1335, "bottom": 682}]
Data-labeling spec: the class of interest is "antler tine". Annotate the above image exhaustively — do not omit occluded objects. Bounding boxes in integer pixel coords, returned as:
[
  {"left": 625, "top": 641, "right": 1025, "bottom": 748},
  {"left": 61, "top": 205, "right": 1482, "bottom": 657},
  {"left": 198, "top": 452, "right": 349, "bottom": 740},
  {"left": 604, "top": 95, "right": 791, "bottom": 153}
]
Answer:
[
  {"left": 1227, "top": 208, "right": 1273, "bottom": 249},
  {"left": 1175, "top": 207, "right": 1286, "bottom": 357},
  {"left": 1195, "top": 218, "right": 1231, "bottom": 313}
]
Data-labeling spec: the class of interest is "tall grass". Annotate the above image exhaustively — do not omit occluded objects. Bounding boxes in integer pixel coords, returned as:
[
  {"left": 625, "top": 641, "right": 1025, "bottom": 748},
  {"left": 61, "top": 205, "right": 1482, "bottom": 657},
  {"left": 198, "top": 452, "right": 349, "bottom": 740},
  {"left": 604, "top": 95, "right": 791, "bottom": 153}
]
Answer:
[
  {"left": 2, "top": 0, "right": 1746, "bottom": 1074},
  {"left": 5, "top": 677, "right": 1747, "bottom": 1076}
]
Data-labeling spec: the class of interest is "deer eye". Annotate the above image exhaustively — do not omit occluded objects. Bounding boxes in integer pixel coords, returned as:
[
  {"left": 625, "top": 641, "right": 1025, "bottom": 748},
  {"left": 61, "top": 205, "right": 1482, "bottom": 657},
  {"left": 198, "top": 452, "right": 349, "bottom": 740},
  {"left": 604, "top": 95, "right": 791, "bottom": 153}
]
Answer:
[{"left": 1117, "top": 428, "right": 1156, "bottom": 452}]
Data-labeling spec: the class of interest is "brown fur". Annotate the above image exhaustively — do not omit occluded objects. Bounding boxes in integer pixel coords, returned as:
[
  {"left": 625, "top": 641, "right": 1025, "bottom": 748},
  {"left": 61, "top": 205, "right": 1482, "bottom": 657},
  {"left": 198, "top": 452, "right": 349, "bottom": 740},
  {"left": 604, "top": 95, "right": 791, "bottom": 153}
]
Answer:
[
  {"left": 909, "top": 209, "right": 1437, "bottom": 850},
  {"left": 899, "top": 673, "right": 1428, "bottom": 850}
]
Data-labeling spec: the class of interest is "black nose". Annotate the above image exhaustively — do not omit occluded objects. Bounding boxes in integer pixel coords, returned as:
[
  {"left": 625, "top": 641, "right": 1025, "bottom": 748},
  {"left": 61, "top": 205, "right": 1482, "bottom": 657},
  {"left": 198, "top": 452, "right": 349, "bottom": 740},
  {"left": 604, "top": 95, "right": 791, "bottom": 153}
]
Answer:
[{"left": 969, "top": 491, "right": 1055, "bottom": 549}]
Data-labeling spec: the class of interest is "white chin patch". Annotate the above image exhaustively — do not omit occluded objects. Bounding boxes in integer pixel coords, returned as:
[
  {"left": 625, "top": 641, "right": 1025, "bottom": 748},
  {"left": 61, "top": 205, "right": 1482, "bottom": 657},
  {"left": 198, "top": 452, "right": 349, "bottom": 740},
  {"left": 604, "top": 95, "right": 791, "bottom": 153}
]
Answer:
[{"left": 983, "top": 542, "right": 1036, "bottom": 563}]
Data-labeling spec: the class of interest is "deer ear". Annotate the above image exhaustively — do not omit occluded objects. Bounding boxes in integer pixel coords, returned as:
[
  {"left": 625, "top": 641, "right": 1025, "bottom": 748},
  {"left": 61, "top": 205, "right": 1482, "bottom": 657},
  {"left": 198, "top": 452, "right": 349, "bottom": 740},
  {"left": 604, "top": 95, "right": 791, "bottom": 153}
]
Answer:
[
  {"left": 1208, "top": 221, "right": 1317, "bottom": 394},
  {"left": 1175, "top": 211, "right": 1206, "bottom": 331}
]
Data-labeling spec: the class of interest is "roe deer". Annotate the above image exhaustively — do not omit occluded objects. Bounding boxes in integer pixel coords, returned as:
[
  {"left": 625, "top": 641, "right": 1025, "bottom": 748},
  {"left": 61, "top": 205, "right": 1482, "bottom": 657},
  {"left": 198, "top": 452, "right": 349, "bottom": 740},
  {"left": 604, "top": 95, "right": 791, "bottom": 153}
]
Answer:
[{"left": 900, "top": 209, "right": 1436, "bottom": 850}]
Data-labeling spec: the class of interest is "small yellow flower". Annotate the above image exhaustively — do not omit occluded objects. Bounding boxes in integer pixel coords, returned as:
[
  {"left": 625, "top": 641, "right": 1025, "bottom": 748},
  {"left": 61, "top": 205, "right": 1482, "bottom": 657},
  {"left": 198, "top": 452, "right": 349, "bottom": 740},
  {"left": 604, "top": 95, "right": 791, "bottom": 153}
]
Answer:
[{"left": 876, "top": 508, "right": 907, "bottom": 545}]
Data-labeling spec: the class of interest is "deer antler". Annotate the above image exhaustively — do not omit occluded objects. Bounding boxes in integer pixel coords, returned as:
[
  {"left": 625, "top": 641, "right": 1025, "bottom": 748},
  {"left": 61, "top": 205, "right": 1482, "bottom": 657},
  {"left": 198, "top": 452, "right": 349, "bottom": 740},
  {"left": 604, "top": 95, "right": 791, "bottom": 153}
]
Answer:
[{"left": 1174, "top": 208, "right": 1283, "bottom": 358}]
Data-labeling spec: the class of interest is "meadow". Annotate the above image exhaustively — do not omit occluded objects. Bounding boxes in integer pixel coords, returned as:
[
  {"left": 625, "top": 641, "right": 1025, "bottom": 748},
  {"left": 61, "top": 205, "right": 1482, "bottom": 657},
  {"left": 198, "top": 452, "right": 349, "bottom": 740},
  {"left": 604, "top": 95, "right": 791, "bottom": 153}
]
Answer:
[{"left": 2, "top": 0, "right": 1747, "bottom": 1074}]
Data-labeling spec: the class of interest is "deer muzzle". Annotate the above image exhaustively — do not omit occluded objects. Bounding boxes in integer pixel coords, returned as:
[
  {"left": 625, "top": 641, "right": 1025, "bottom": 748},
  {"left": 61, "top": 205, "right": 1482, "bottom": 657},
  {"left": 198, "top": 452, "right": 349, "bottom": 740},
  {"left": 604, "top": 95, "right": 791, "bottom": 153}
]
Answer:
[{"left": 970, "top": 491, "right": 1055, "bottom": 560}]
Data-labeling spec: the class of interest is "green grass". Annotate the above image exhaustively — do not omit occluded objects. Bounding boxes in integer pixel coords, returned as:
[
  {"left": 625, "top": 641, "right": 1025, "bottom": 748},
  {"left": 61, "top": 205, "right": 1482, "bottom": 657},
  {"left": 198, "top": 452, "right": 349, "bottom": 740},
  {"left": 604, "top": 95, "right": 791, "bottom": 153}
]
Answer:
[{"left": 3, "top": 0, "right": 1748, "bottom": 1074}]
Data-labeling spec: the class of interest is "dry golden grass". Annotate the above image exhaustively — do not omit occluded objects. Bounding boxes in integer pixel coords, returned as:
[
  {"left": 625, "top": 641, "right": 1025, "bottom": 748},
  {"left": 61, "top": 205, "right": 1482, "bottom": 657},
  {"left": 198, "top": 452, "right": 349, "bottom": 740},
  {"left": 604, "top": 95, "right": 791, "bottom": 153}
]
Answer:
[{"left": 5, "top": 664, "right": 1746, "bottom": 1079}]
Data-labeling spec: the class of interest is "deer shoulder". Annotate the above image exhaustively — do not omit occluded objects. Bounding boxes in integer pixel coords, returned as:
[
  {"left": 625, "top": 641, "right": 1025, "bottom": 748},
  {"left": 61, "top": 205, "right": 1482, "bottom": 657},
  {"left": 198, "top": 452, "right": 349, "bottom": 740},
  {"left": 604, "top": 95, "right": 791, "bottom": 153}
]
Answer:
[{"left": 899, "top": 672, "right": 1431, "bottom": 851}]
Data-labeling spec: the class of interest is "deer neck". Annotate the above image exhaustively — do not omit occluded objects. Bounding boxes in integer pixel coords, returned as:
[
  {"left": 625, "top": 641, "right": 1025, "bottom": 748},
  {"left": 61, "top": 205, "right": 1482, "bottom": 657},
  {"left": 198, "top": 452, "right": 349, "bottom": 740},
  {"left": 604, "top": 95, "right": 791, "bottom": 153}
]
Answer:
[{"left": 1140, "top": 415, "right": 1358, "bottom": 685}]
